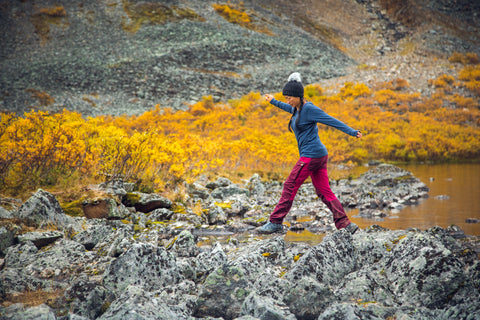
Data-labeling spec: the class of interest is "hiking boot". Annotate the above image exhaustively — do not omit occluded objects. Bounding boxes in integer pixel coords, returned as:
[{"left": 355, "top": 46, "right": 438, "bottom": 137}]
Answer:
[
  {"left": 258, "top": 221, "right": 283, "bottom": 234},
  {"left": 345, "top": 222, "right": 359, "bottom": 235}
]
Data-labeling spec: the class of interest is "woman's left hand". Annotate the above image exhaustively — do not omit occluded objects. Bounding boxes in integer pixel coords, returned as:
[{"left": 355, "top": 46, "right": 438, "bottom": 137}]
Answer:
[
  {"left": 264, "top": 94, "right": 274, "bottom": 102},
  {"left": 356, "top": 131, "right": 362, "bottom": 139}
]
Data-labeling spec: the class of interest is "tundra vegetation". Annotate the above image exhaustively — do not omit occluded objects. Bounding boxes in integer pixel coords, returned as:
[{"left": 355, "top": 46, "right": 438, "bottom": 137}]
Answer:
[{"left": 1, "top": 53, "right": 479, "bottom": 201}]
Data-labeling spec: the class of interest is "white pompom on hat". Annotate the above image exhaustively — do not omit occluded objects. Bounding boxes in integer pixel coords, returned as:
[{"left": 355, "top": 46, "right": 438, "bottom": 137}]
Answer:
[{"left": 283, "top": 72, "right": 304, "bottom": 97}]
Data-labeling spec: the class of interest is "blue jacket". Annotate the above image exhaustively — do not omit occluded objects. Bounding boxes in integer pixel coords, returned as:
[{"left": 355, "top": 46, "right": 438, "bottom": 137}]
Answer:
[{"left": 270, "top": 98, "right": 358, "bottom": 158}]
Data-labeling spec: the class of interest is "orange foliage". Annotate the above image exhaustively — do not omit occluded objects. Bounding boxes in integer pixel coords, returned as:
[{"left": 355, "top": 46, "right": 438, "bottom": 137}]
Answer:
[
  {"left": 212, "top": 2, "right": 273, "bottom": 35},
  {"left": 39, "top": 6, "right": 66, "bottom": 17},
  {"left": 1, "top": 54, "right": 480, "bottom": 195}
]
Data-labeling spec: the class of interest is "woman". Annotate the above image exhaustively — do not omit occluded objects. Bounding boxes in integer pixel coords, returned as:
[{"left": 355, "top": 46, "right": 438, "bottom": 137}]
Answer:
[{"left": 259, "top": 72, "right": 362, "bottom": 234}]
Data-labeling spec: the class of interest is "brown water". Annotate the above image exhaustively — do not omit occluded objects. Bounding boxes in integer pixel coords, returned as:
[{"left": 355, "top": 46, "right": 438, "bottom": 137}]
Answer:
[{"left": 350, "top": 163, "right": 480, "bottom": 236}]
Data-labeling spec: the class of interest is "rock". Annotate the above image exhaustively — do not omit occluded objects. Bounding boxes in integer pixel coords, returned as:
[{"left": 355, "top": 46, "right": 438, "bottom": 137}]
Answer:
[
  {"left": 195, "top": 242, "right": 228, "bottom": 281},
  {"left": 0, "top": 206, "right": 13, "bottom": 219},
  {"left": 122, "top": 192, "right": 172, "bottom": 213},
  {"left": 284, "top": 230, "right": 356, "bottom": 286},
  {"left": 102, "top": 242, "right": 181, "bottom": 293},
  {"left": 207, "top": 204, "right": 228, "bottom": 225},
  {"left": 466, "top": 218, "right": 480, "bottom": 223},
  {"left": 57, "top": 275, "right": 109, "bottom": 319},
  {"left": 17, "top": 231, "right": 63, "bottom": 249},
  {"left": 16, "top": 189, "right": 76, "bottom": 229},
  {"left": 0, "top": 226, "right": 16, "bottom": 256},
  {"left": 148, "top": 208, "right": 174, "bottom": 221},
  {"left": 99, "top": 179, "right": 135, "bottom": 197},
  {"left": 241, "top": 292, "right": 296, "bottom": 320},
  {"left": 206, "top": 177, "right": 233, "bottom": 190},
  {"left": 83, "top": 198, "right": 126, "bottom": 220},
  {"left": 382, "top": 231, "right": 466, "bottom": 308},
  {"left": 72, "top": 224, "right": 114, "bottom": 250},
  {"left": 187, "top": 182, "right": 211, "bottom": 200},
  {"left": 97, "top": 285, "right": 190, "bottom": 320},
  {"left": 0, "top": 303, "right": 57, "bottom": 320},
  {"left": 317, "top": 302, "right": 440, "bottom": 320},
  {"left": 168, "top": 230, "right": 198, "bottom": 258},
  {"left": 211, "top": 185, "right": 249, "bottom": 200},
  {"left": 194, "top": 265, "right": 251, "bottom": 319},
  {"left": 94, "top": 228, "right": 134, "bottom": 257},
  {"left": 246, "top": 174, "right": 265, "bottom": 197},
  {"left": 1, "top": 239, "right": 88, "bottom": 297},
  {"left": 282, "top": 276, "right": 336, "bottom": 319},
  {"left": 335, "top": 164, "right": 429, "bottom": 215}
]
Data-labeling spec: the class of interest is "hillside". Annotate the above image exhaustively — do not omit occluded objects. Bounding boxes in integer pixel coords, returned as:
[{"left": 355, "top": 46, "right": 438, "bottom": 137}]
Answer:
[{"left": 0, "top": 0, "right": 479, "bottom": 116}]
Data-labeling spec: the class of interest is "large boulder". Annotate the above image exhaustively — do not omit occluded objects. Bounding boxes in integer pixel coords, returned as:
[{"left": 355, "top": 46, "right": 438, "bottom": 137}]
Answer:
[
  {"left": 16, "top": 189, "right": 76, "bottom": 229},
  {"left": 194, "top": 265, "right": 251, "bottom": 320},
  {"left": 284, "top": 230, "right": 356, "bottom": 285},
  {"left": 97, "top": 285, "right": 190, "bottom": 320},
  {"left": 102, "top": 242, "right": 181, "bottom": 293},
  {"left": 122, "top": 192, "right": 172, "bottom": 213},
  {"left": 72, "top": 224, "right": 115, "bottom": 250}
]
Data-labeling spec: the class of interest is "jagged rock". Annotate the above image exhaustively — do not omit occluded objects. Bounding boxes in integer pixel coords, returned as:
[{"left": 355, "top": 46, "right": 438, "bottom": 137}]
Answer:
[
  {"left": 56, "top": 275, "right": 109, "bottom": 320},
  {"left": 335, "top": 164, "right": 429, "bottom": 212},
  {"left": 282, "top": 276, "right": 336, "bottom": 319},
  {"left": 168, "top": 230, "right": 198, "bottom": 258},
  {"left": 98, "top": 179, "right": 135, "bottom": 197},
  {"left": 194, "top": 265, "right": 251, "bottom": 320},
  {"left": 83, "top": 198, "right": 126, "bottom": 220},
  {"left": 207, "top": 204, "right": 228, "bottom": 225},
  {"left": 211, "top": 185, "right": 249, "bottom": 200},
  {"left": 72, "top": 224, "right": 114, "bottom": 250},
  {"left": 17, "top": 231, "right": 63, "bottom": 249},
  {"left": 15, "top": 189, "right": 76, "bottom": 229},
  {"left": 284, "top": 230, "right": 356, "bottom": 285},
  {"left": 0, "top": 206, "right": 13, "bottom": 218},
  {"left": 0, "top": 303, "right": 57, "bottom": 320},
  {"left": 317, "top": 302, "right": 440, "bottom": 320},
  {"left": 206, "top": 177, "right": 233, "bottom": 190},
  {"left": 195, "top": 242, "right": 228, "bottom": 280},
  {"left": 94, "top": 228, "right": 134, "bottom": 257},
  {"left": 1, "top": 239, "right": 89, "bottom": 298},
  {"left": 103, "top": 243, "right": 181, "bottom": 293},
  {"left": 0, "top": 226, "right": 16, "bottom": 256},
  {"left": 156, "top": 280, "right": 198, "bottom": 316},
  {"left": 246, "top": 174, "right": 265, "bottom": 197},
  {"left": 222, "top": 198, "right": 251, "bottom": 217},
  {"left": 382, "top": 231, "right": 466, "bottom": 308},
  {"left": 241, "top": 292, "right": 296, "bottom": 320},
  {"left": 3, "top": 241, "right": 38, "bottom": 269},
  {"left": 97, "top": 285, "right": 190, "bottom": 320},
  {"left": 187, "top": 182, "right": 211, "bottom": 200},
  {"left": 149, "top": 208, "right": 175, "bottom": 221},
  {"left": 122, "top": 192, "right": 172, "bottom": 213}
]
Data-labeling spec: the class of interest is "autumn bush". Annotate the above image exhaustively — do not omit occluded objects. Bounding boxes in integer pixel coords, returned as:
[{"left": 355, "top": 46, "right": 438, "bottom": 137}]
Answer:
[
  {"left": 1, "top": 54, "right": 479, "bottom": 197},
  {"left": 212, "top": 2, "right": 273, "bottom": 35}
]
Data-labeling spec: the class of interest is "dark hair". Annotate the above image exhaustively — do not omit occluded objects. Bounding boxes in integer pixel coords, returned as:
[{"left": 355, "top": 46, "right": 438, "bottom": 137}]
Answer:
[{"left": 288, "top": 97, "right": 305, "bottom": 132}]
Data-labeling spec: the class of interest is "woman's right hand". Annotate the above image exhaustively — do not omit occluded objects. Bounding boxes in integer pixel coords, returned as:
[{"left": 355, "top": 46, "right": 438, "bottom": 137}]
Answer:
[{"left": 264, "top": 94, "right": 274, "bottom": 102}]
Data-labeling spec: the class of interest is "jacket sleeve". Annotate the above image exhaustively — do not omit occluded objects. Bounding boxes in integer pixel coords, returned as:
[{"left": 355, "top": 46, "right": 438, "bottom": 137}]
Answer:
[
  {"left": 307, "top": 104, "right": 358, "bottom": 136},
  {"left": 270, "top": 98, "right": 294, "bottom": 114}
]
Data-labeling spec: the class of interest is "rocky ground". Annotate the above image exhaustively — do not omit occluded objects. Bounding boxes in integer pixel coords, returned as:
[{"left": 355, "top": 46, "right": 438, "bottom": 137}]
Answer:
[
  {"left": 1, "top": 1, "right": 480, "bottom": 319},
  {"left": 1, "top": 164, "right": 479, "bottom": 319},
  {"left": 0, "top": 0, "right": 479, "bottom": 116}
]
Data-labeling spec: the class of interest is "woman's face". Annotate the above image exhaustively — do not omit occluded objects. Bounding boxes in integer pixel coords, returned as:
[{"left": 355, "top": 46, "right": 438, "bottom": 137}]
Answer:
[{"left": 284, "top": 95, "right": 300, "bottom": 108}]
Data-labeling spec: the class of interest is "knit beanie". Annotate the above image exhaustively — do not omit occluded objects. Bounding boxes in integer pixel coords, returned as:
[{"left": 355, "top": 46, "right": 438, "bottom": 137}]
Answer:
[{"left": 282, "top": 72, "right": 304, "bottom": 97}]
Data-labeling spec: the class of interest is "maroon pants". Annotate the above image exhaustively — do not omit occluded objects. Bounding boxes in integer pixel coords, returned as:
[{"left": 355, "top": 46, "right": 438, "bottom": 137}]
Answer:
[{"left": 269, "top": 156, "right": 351, "bottom": 229}]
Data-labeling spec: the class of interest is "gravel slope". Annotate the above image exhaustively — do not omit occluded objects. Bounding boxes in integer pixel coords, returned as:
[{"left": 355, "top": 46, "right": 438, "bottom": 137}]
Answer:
[{"left": 0, "top": 0, "right": 478, "bottom": 116}]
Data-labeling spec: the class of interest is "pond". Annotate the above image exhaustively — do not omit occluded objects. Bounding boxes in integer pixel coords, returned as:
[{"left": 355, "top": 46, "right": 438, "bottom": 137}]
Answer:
[{"left": 350, "top": 162, "right": 480, "bottom": 236}]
